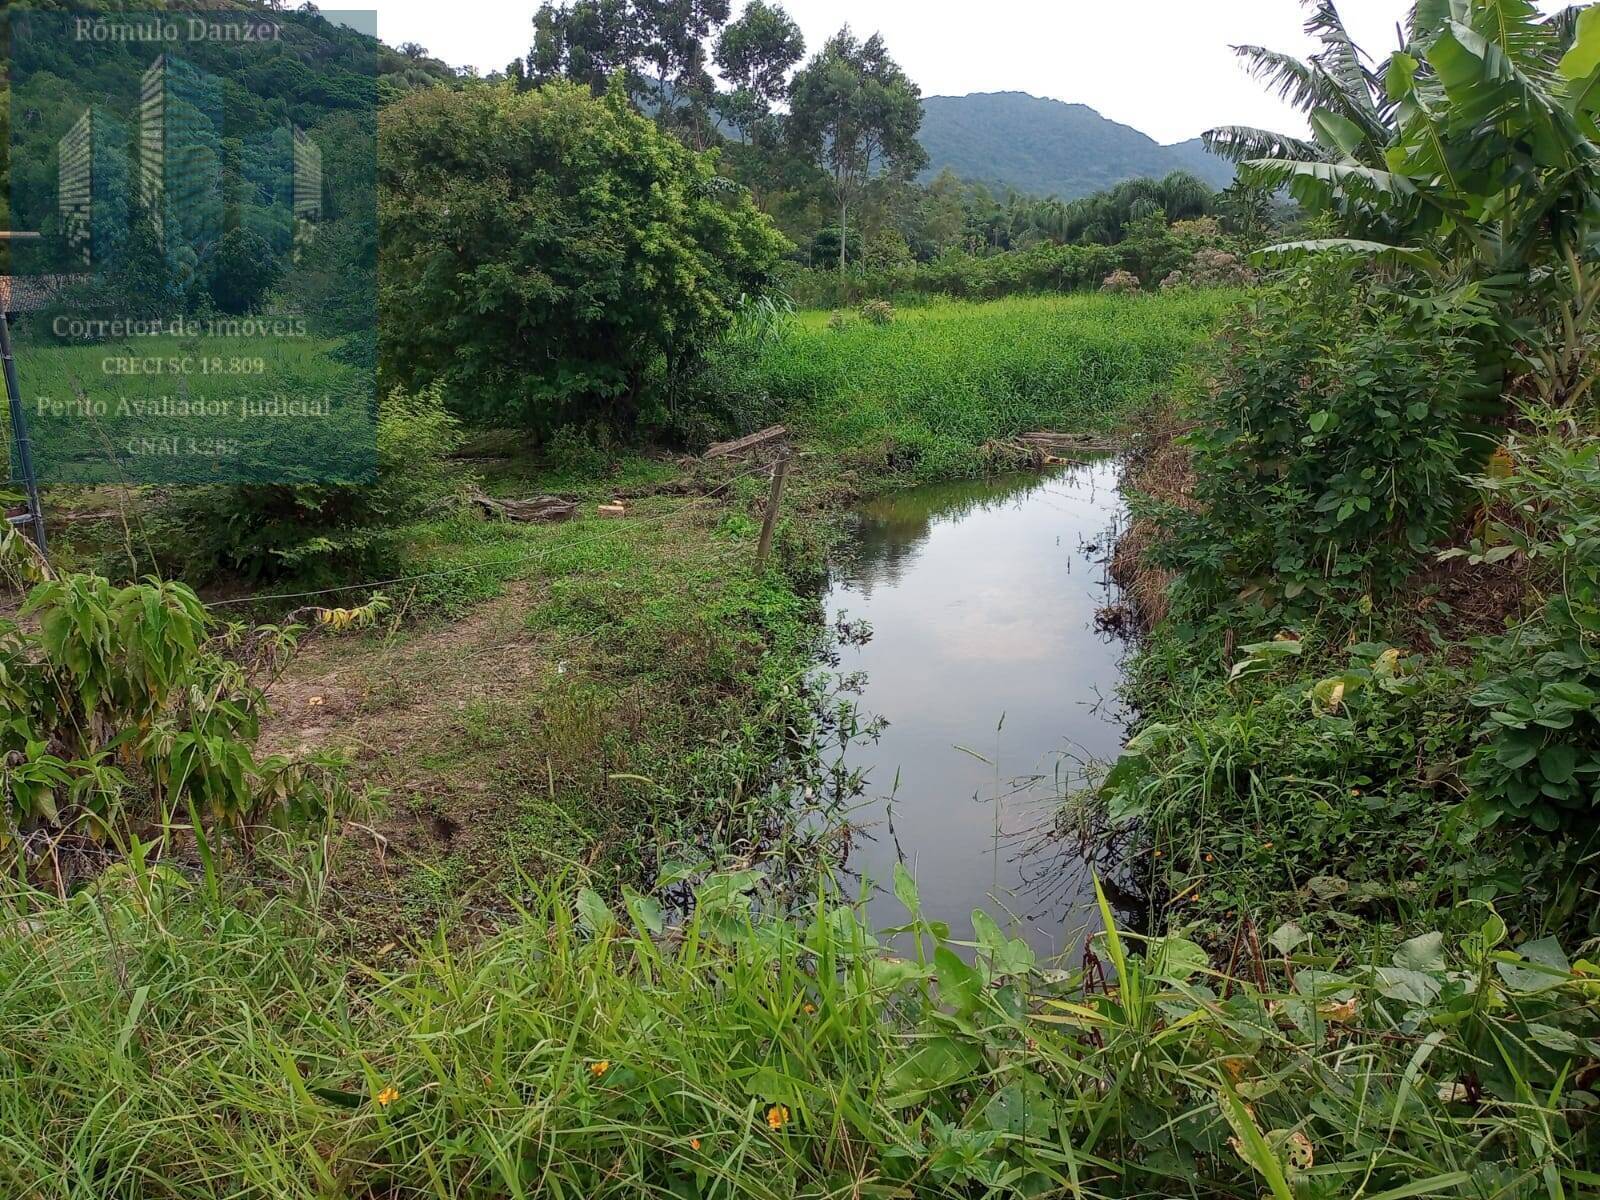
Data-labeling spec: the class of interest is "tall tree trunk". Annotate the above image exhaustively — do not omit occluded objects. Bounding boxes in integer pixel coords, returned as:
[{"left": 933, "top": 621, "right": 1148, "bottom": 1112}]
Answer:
[{"left": 838, "top": 189, "right": 848, "bottom": 279}]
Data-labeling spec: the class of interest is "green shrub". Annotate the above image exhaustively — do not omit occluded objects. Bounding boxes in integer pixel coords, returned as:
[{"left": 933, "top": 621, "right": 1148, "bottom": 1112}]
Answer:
[
  {"left": 1157, "top": 258, "right": 1481, "bottom": 624},
  {"left": 543, "top": 424, "right": 616, "bottom": 476},
  {"left": 379, "top": 81, "right": 786, "bottom": 436},
  {"left": 654, "top": 294, "right": 795, "bottom": 447},
  {"left": 0, "top": 538, "right": 350, "bottom": 867},
  {"left": 808, "top": 223, "right": 861, "bottom": 267},
  {"left": 204, "top": 227, "right": 284, "bottom": 314},
  {"left": 176, "top": 383, "right": 465, "bottom": 582},
  {"left": 1160, "top": 248, "right": 1256, "bottom": 291},
  {"left": 1114, "top": 211, "right": 1187, "bottom": 283},
  {"left": 1455, "top": 427, "right": 1600, "bottom": 867},
  {"left": 1100, "top": 268, "right": 1141, "bottom": 294},
  {"left": 777, "top": 241, "right": 1126, "bottom": 308},
  {"left": 1102, "top": 630, "right": 1487, "bottom": 937},
  {"left": 858, "top": 299, "right": 894, "bottom": 326}
]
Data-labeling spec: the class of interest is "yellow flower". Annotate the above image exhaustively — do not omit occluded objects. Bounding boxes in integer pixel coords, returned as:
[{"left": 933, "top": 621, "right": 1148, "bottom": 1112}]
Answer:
[
  {"left": 765, "top": 1104, "right": 790, "bottom": 1131},
  {"left": 690, "top": 1138, "right": 702, "bottom": 1151},
  {"left": 376, "top": 1085, "right": 400, "bottom": 1107},
  {"left": 590, "top": 1060, "right": 610, "bottom": 1078},
  {"left": 801, "top": 1002, "right": 816, "bottom": 1015}
]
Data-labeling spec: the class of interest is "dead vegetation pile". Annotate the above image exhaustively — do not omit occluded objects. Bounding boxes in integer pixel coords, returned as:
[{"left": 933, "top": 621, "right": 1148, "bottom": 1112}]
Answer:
[{"left": 1110, "top": 405, "right": 1197, "bottom": 630}]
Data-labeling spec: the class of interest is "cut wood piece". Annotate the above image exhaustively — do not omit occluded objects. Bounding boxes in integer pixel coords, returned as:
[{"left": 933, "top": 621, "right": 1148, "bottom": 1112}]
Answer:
[
  {"left": 52, "top": 509, "right": 121, "bottom": 524},
  {"left": 1018, "top": 430, "right": 1100, "bottom": 446},
  {"left": 470, "top": 493, "right": 577, "bottom": 523},
  {"left": 597, "top": 503, "right": 627, "bottom": 517},
  {"left": 704, "top": 424, "right": 788, "bottom": 459}
]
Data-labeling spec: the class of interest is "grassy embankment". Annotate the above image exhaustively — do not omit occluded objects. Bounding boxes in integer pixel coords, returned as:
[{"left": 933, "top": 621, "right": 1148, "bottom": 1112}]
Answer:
[
  {"left": 10, "top": 856, "right": 1591, "bottom": 1199},
  {"left": 132, "top": 291, "right": 1225, "bottom": 930},
  {"left": 7, "top": 289, "right": 1596, "bottom": 1196}
]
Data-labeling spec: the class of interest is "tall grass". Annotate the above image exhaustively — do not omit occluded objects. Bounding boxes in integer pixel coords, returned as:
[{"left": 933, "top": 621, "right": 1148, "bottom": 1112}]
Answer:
[
  {"left": 2, "top": 862, "right": 1592, "bottom": 1197},
  {"left": 744, "top": 293, "right": 1235, "bottom": 482}
]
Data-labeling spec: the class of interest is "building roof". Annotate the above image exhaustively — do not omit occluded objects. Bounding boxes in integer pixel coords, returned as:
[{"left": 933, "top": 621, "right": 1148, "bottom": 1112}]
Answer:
[{"left": 0, "top": 275, "right": 80, "bottom": 314}]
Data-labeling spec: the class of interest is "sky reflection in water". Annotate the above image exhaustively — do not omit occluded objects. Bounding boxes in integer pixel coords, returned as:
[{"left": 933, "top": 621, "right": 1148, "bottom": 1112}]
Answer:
[{"left": 823, "top": 458, "right": 1128, "bottom": 960}]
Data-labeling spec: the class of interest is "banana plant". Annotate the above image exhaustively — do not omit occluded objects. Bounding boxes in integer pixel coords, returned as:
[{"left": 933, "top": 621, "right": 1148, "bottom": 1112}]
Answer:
[{"left": 1208, "top": 0, "right": 1600, "bottom": 288}]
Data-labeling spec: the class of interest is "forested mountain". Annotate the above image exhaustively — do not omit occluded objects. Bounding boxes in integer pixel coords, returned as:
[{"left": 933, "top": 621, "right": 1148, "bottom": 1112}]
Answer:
[{"left": 918, "top": 91, "right": 1234, "bottom": 199}]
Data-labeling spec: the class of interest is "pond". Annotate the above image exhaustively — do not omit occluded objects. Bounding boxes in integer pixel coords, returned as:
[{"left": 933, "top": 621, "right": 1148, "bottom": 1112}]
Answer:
[{"left": 821, "top": 457, "right": 1129, "bottom": 959}]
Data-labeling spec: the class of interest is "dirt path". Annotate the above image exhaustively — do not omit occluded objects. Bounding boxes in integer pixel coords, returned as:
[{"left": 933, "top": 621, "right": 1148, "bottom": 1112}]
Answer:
[{"left": 259, "top": 580, "right": 562, "bottom": 918}]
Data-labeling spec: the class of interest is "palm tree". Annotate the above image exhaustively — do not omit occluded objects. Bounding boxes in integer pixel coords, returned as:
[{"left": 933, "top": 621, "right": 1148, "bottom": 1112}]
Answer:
[{"left": 1157, "top": 170, "right": 1214, "bottom": 221}]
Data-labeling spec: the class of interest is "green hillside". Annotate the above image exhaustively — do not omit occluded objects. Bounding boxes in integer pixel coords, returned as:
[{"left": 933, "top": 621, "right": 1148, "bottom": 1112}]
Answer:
[{"left": 918, "top": 90, "right": 1234, "bottom": 199}]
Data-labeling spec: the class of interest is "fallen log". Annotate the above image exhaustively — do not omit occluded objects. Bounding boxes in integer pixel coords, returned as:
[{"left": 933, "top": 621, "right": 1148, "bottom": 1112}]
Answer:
[
  {"left": 49, "top": 509, "right": 122, "bottom": 524},
  {"left": 704, "top": 424, "right": 788, "bottom": 459},
  {"left": 470, "top": 493, "right": 578, "bottom": 523},
  {"left": 1017, "top": 430, "right": 1109, "bottom": 448}
]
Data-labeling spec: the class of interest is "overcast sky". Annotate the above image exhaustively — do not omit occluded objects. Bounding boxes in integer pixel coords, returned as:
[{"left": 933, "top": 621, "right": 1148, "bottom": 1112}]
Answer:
[{"left": 362, "top": 0, "right": 1568, "bottom": 144}]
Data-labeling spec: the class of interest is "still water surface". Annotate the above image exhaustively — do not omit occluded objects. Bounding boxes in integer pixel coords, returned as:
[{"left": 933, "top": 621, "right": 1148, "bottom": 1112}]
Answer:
[{"left": 822, "top": 458, "right": 1128, "bottom": 959}]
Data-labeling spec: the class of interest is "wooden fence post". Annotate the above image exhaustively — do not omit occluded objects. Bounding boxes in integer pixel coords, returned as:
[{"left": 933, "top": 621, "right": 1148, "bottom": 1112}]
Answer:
[{"left": 755, "top": 451, "right": 790, "bottom": 569}]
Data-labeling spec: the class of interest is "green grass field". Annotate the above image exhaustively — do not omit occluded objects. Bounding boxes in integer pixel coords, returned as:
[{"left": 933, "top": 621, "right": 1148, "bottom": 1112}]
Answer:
[
  {"left": 3, "top": 859, "right": 1588, "bottom": 1198},
  {"left": 747, "top": 292, "right": 1236, "bottom": 480}
]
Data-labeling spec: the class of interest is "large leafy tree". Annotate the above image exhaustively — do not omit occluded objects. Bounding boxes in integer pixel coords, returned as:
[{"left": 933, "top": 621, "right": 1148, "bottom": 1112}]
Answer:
[
  {"left": 787, "top": 27, "right": 927, "bottom": 275},
  {"left": 379, "top": 81, "right": 787, "bottom": 434},
  {"left": 713, "top": 0, "right": 804, "bottom": 138},
  {"left": 529, "top": 0, "right": 642, "bottom": 95},
  {"left": 636, "top": 0, "right": 730, "bottom": 144},
  {"left": 528, "top": 0, "right": 737, "bottom": 146}
]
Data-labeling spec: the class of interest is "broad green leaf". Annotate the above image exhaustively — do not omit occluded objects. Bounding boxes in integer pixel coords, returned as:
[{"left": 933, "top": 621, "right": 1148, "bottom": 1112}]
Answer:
[
  {"left": 972, "top": 910, "right": 1035, "bottom": 977},
  {"left": 980, "top": 1072, "right": 1056, "bottom": 1138},
  {"left": 575, "top": 887, "right": 614, "bottom": 934},
  {"left": 1525, "top": 1023, "right": 1582, "bottom": 1053},
  {"left": 1269, "top": 922, "right": 1308, "bottom": 955},
  {"left": 892, "top": 861, "right": 920, "bottom": 917},
  {"left": 1255, "top": 238, "right": 1440, "bottom": 274},
  {"left": 1539, "top": 743, "right": 1578, "bottom": 784},
  {"left": 623, "top": 889, "right": 664, "bottom": 937},
  {"left": 1310, "top": 107, "right": 1370, "bottom": 157},
  {"left": 884, "top": 1036, "right": 982, "bottom": 1105},
  {"left": 1148, "top": 935, "right": 1209, "bottom": 982},
  {"left": 1496, "top": 937, "right": 1572, "bottom": 991},
  {"left": 934, "top": 946, "right": 982, "bottom": 1014},
  {"left": 1559, "top": 6, "right": 1600, "bottom": 112},
  {"left": 1393, "top": 931, "right": 1446, "bottom": 973},
  {"left": 744, "top": 1066, "right": 806, "bottom": 1107},
  {"left": 1375, "top": 966, "right": 1442, "bottom": 1007}
]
